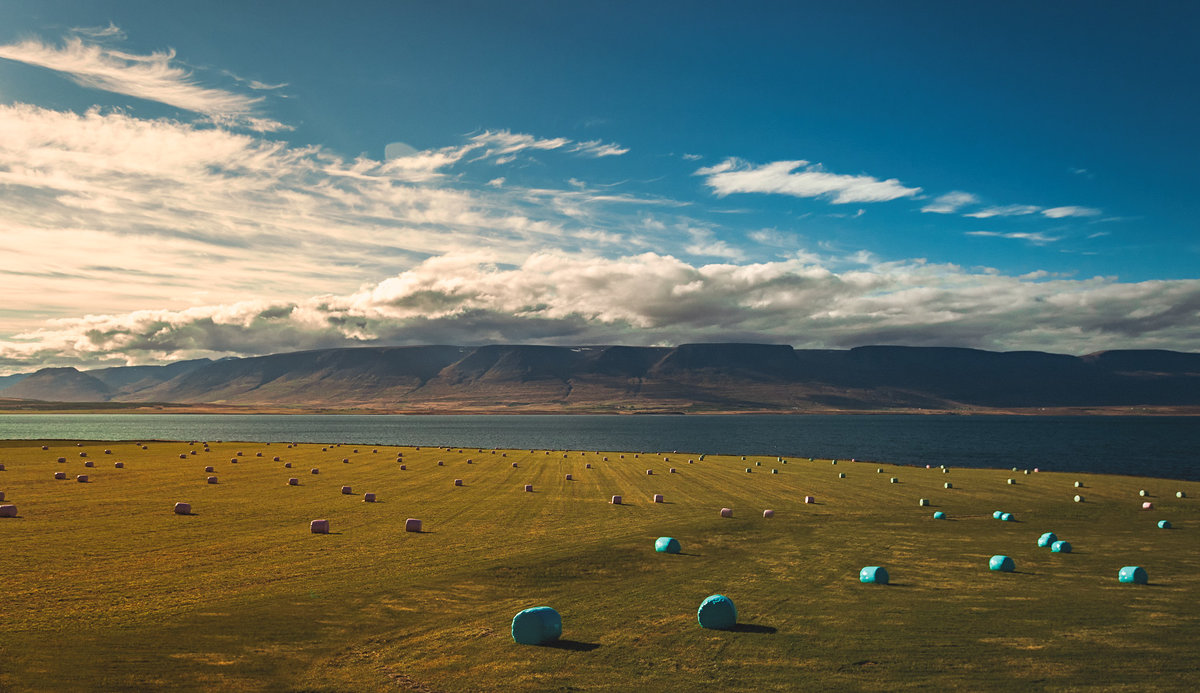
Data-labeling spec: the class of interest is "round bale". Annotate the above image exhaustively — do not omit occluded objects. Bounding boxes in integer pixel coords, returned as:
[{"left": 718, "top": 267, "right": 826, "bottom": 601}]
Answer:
[
  {"left": 311, "top": 468, "right": 319, "bottom": 474},
  {"left": 944, "top": 482, "right": 953, "bottom": 489},
  {"left": 697, "top": 594, "right": 737, "bottom": 630},
  {"left": 1001, "top": 512, "right": 1015, "bottom": 522},
  {"left": 1074, "top": 481, "right": 1083, "bottom": 488},
  {"left": 511, "top": 606, "right": 562, "bottom": 645},
  {"left": 890, "top": 477, "right": 898, "bottom": 484},
  {"left": 341, "top": 486, "right": 353, "bottom": 494},
  {"left": 173, "top": 502, "right": 191, "bottom": 515},
  {"left": 933, "top": 511, "right": 946, "bottom": 519},
  {"left": 763, "top": 509, "right": 774, "bottom": 518},
  {"left": 1158, "top": 520, "right": 1172, "bottom": 529},
  {"left": 1074, "top": 495, "right": 1084, "bottom": 502},
  {"left": 655, "top": 536, "right": 681, "bottom": 553},
  {"left": 54, "top": 472, "right": 66, "bottom": 480},
  {"left": 310, "top": 519, "right": 329, "bottom": 534},
  {"left": 288, "top": 478, "right": 299, "bottom": 486},
  {"left": 77, "top": 475, "right": 88, "bottom": 483},
  {"left": 804, "top": 496, "right": 815, "bottom": 504},
  {"left": 1177, "top": 491, "right": 1186, "bottom": 498},
  {"left": 611, "top": 495, "right": 622, "bottom": 505},
  {"left": 405, "top": 518, "right": 422, "bottom": 532},
  {"left": 206, "top": 476, "right": 217, "bottom": 484},
  {"left": 524, "top": 484, "right": 533, "bottom": 492},
  {"left": 114, "top": 462, "right": 124, "bottom": 469},
  {"left": 455, "top": 479, "right": 464, "bottom": 486},
  {"left": 838, "top": 473, "right": 846, "bottom": 478},
  {"left": 989, "top": 555, "right": 1015, "bottom": 572},
  {"left": 1142, "top": 501, "right": 1154, "bottom": 510},
  {"left": 364, "top": 493, "right": 376, "bottom": 502},
  {"left": 1051, "top": 540, "right": 1072, "bottom": 553},
  {"left": 720, "top": 507, "right": 733, "bottom": 518},
  {"left": 1139, "top": 489, "right": 1148, "bottom": 497},
  {"left": 653, "top": 494, "right": 664, "bottom": 503},
  {"left": 1038, "top": 532, "right": 1058, "bottom": 547},
  {"left": 919, "top": 498, "right": 929, "bottom": 507},
  {"left": 1118, "top": 566, "right": 1147, "bottom": 584},
  {"left": 0, "top": 504, "right": 17, "bottom": 518},
  {"left": 859, "top": 566, "right": 889, "bottom": 584},
  {"left": 205, "top": 466, "right": 215, "bottom": 473}
]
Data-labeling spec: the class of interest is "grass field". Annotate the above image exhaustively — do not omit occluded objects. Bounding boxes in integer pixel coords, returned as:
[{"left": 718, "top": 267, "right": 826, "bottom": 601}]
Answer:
[{"left": 2, "top": 438, "right": 1198, "bottom": 691}]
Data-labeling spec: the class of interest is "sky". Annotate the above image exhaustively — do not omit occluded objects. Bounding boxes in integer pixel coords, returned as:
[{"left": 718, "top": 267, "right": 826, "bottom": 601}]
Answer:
[{"left": 0, "top": 1, "right": 1197, "bottom": 374}]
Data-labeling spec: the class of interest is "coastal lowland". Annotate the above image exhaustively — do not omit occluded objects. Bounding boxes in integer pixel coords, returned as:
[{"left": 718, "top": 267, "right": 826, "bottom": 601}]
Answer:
[{"left": 2, "top": 439, "right": 1198, "bottom": 691}]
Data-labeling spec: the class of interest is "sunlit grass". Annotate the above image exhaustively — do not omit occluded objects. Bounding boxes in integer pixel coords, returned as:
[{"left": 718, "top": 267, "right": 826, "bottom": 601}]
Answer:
[{"left": 2, "top": 439, "right": 1198, "bottom": 691}]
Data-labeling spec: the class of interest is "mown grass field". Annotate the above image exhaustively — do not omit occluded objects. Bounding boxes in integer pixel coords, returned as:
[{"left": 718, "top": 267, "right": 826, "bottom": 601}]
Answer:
[{"left": 2, "top": 438, "right": 1198, "bottom": 691}]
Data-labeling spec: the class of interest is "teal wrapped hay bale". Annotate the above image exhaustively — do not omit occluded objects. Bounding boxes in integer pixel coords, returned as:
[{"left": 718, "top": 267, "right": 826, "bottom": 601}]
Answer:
[
  {"left": 993, "top": 511, "right": 1004, "bottom": 519},
  {"left": 989, "top": 555, "right": 1015, "bottom": 572},
  {"left": 512, "top": 606, "right": 562, "bottom": 645},
  {"left": 1158, "top": 520, "right": 1172, "bottom": 529},
  {"left": 859, "top": 566, "right": 889, "bottom": 584},
  {"left": 1051, "top": 540, "right": 1072, "bottom": 553},
  {"left": 933, "top": 511, "right": 946, "bottom": 519},
  {"left": 1038, "top": 532, "right": 1058, "bottom": 547},
  {"left": 655, "top": 536, "right": 681, "bottom": 553},
  {"left": 1000, "top": 513, "right": 1014, "bottom": 522},
  {"left": 1118, "top": 566, "right": 1147, "bottom": 584},
  {"left": 697, "top": 594, "right": 737, "bottom": 630}
]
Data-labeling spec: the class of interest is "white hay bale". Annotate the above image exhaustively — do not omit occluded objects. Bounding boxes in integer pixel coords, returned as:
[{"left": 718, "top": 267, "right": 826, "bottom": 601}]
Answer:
[
  {"left": 1142, "top": 501, "right": 1154, "bottom": 510},
  {"left": 77, "top": 475, "right": 88, "bottom": 483},
  {"left": 54, "top": 472, "right": 66, "bottom": 480},
  {"left": 763, "top": 509, "right": 774, "bottom": 518},
  {"left": 310, "top": 519, "right": 329, "bottom": 534},
  {"left": 0, "top": 504, "right": 16, "bottom": 518},
  {"left": 1007, "top": 479, "right": 1016, "bottom": 485},
  {"left": 341, "top": 486, "right": 353, "bottom": 494},
  {"left": 611, "top": 495, "right": 622, "bottom": 505},
  {"left": 405, "top": 518, "right": 422, "bottom": 532},
  {"left": 1075, "top": 481, "right": 1083, "bottom": 487},
  {"left": 653, "top": 494, "right": 664, "bottom": 503},
  {"left": 207, "top": 476, "right": 217, "bottom": 484},
  {"left": 1074, "top": 494, "right": 1084, "bottom": 502},
  {"left": 1139, "top": 489, "right": 1148, "bottom": 497},
  {"left": 771, "top": 469, "right": 778, "bottom": 474},
  {"left": 79, "top": 452, "right": 87, "bottom": 458},
  {"left": 41, "top": 445, "right": 48, "bottom": 450},
  {"left": 720, "top": 507, "right": 733, "bottom": 518},
  {"left": 363, "top": 493, "right": 376, "bottom": 502},
  {"left": 174, "top": 502, "right": 191, "bottom": 515},
  {"left": 1177, "top": 491, "right": 1186, "bottom": 498},
  {"left": 230, "top": 458, "right": 238, "bottom": 464},
  {"left": 104, "top": 449, "right": 111, "bottom": 455}
]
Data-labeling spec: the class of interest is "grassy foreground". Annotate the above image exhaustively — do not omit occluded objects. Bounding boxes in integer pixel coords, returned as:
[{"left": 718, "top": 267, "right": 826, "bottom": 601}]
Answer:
[{"left": 1, "top": 439, "right": 1198, "bottom": 691}]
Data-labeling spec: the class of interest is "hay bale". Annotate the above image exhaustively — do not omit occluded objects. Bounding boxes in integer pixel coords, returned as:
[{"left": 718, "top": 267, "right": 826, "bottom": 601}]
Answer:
[
  {"left": 455, "top": 479, "right": 464, "bottom": 486},
  {"left": 288, "top": 478, "right": 299, "bottom": 485},
  {"left": 256, "top": 452, "right": 263, "bottom": 457},
  {"left": 273, "top": 456, "right": 281, "bottom": 462},
  {"left": 405, "top": 518, "right": 422, "bottom": 532},
  {"left": 1007, "top": 479, "right": 1016, "bottom": 485},
  {"left": 655, "top": 536, "right": 681, "bottom": 553},
  {"left": 745, "top": 468, "right": 752, "bottom": 473},
  {"left": 364, "top": 493, "right": 376, "bottom": 502},
  {"left": 697, "top": 594, "right": 737, "bottom": 630},
  {"left": 207, "top": 476, "right": 217, "bottom": 484},
  {"left": 755, "top": 461, "right": 761, "bottom": 466},
  {"left": 1118, "top": 566, "right": 1147, "bottom": 584},
  {"left": 230, "top": 458, "right": 238, "bottom": 464},
  {"left": 890, "top": 477, "right": 898, "bottom": 484},
  {"left": 524, "top": 484, "right": 533, "bottom": 492},
  {"left": 1038, "top": 532, "right": 1058, "bottom": 547},
  {"left": 54, "top": 472, "right": 66, "bottom": 480},
  {"left": 611, "top": 495, "right": 622, "bottom": 504},
  {"left": 77, "top": 475, "right": 88, "bottom": 483},
  {"left": 1074, "top": 495, "right": 1084, "bottom": 502},
  {"left": 400, "top": 465, "right": 406, "bottom": 470},
  {"left": 838, "top": 473, "right": 846, "bottom": 478},
  {"left": 653, "top": 494, "right": 664, "bottom": 503},
  {"left": 178, "top": 454, "right": 187, "bottom": 460},
  {"left": 993, "top": 511, "right": 1004, "bottom": 519},
  {"left": 341, "top": 486, "right": 353, "bottom": 494},
  {"left": 205, "top": 466, "right": 215, "bottom": 473},
  {"left": 284, "top": 462, "right": 292, "bottom": 468},
  {"left": 1158, "top": 520, "right": 1172, "bottom": 529},
  {"left": 1142, "top": 501, "right": 1154, "bottom": 510},
  {"left": 919, "top": 498, "right": 929, "bottom": 506},
  {"left": 763, "top": 509, "right": 774, "bottom": 518},
  {"left": 804, "top": 496, "right": 815, "bottom": 504},
  {"left": 310, "top": 519, "right": 329, "bottom": 534},
  {"left": 0, "top": 504, "right": 16, "bottom": 518},
  {"left": 1074, "top": 481, "right": 1083, "bottom": 488},
  {"left": 1051, "top": 540, "right": 1072, "bottom": 553},
  {"left": 1177, "top": 491, "right": 1186, "bottom": 498},
  {"left": 670, "top": 468, "right": 676, "bottom": 473},
  {"left": 511, "top": 606, "right": 562, "bottom": 645},
  {"left": 512, "top": 462, "right": 518, "bottom": 468},
  {"left": 343, "top": 458, "right": 350, "bottom": 464},
  {"left": 236, "top": 451, "right": 243, "bottom": 456},
  {"left": 585, "top": 463, "right": 591, "bottom": 469},
  {"left": 989, "top": 555, "right": 1015, "bottom": 572},
  {"left": 944, "top": 482, "right": 953, "bottom": 489},
  {"left": 1000, "top": 512, "right": 1015, "bottom": 522},
  {"left": 57, "top": 457, "right": 66, "bottom": 463},
  {"left": 114, "top": 462, "right": 124, "bottom": 468},
  {"left": 437, "top": 460, "right": 444, "bottom": 466},
  {"left": 83, "top": 461, "right": 94, "bottom": 468},
  {"left": 41, "top": 445, "right": 48, "bottom": 450},
  {"left": 933, "top": 511, "right": 946, "bottom": 519},
  {"left": 1139, "top": 489, "right": 1148, "bottom": 497},
  {"left": 174, "top": 502, "right": 191, "bottom": 515},
  {"left": 877, "top": 468, "right": 883, "bottom": 473},
  {"left": 564, "top": 474, "right": 573, "bottom": 481},
  {"left": 859, "top": 566, "right": 889, "bottom": 584},
  {"left": 720, "top": 507, "right": 733, "bottom": 517},
  {"left": 311, "top": 468, "right": 319, "bottom": 474}
]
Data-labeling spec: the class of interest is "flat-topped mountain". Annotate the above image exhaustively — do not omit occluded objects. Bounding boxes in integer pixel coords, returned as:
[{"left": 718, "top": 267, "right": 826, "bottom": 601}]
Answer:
[{"left": 0, "top": 344, "right": 1197, "bottom": 412}]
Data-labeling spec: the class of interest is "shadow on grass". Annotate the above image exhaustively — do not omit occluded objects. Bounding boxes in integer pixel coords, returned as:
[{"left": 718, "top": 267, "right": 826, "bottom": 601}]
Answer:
[
  {"left": 727, "top": 623, "right": 777, "bottom": 634},
  {"left": 539, "top": 639, "right": 601, "bottom": 651}
]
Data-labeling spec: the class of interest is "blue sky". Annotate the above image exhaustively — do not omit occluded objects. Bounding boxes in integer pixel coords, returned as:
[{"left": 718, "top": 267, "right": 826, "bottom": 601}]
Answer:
[{"left": 0, "top": 1, "right": 1197, "bottom": 371}]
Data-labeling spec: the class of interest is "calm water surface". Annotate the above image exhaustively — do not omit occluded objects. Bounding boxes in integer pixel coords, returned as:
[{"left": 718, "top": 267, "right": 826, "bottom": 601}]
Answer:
[{"left": 0, "top": 414, "right": 1196, "bottom": 480}]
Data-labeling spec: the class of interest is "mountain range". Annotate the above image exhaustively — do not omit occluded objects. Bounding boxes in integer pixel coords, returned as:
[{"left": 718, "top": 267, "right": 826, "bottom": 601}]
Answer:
[{"left": 1, "top": 344, "right": 1198, "bottom": 413}]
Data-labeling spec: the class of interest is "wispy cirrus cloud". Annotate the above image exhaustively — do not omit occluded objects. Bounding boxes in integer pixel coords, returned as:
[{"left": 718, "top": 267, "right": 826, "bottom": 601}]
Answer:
[
  {"left": 921, "top": 191, "right": 980, "bottom": 214},
  {"left": 571, "top": 139, "right": 630, "bottom": 157},
  {"left": 963, "top": 204, "right": 1042, "bottom": 219},
  {"left": 4, "top": 251, "right": 1198, "bottom": 372},
  {"left": 0, "top": 30, "right": 286, "bottom": 131},
  {"left": 696, "top": 158, "right": 922, "bottom": 204},
  {"left": 966, "top": 231, "right": 1061, "bottom": 245},
  {"left": 1042, "top": 206, "right": 1102, "bottom": 219}
]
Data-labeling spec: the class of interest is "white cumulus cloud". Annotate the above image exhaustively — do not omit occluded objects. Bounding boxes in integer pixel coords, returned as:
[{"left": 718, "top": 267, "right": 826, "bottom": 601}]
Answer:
[{"left": 696, "top": 158, "right": 921, "bottom": 204}]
